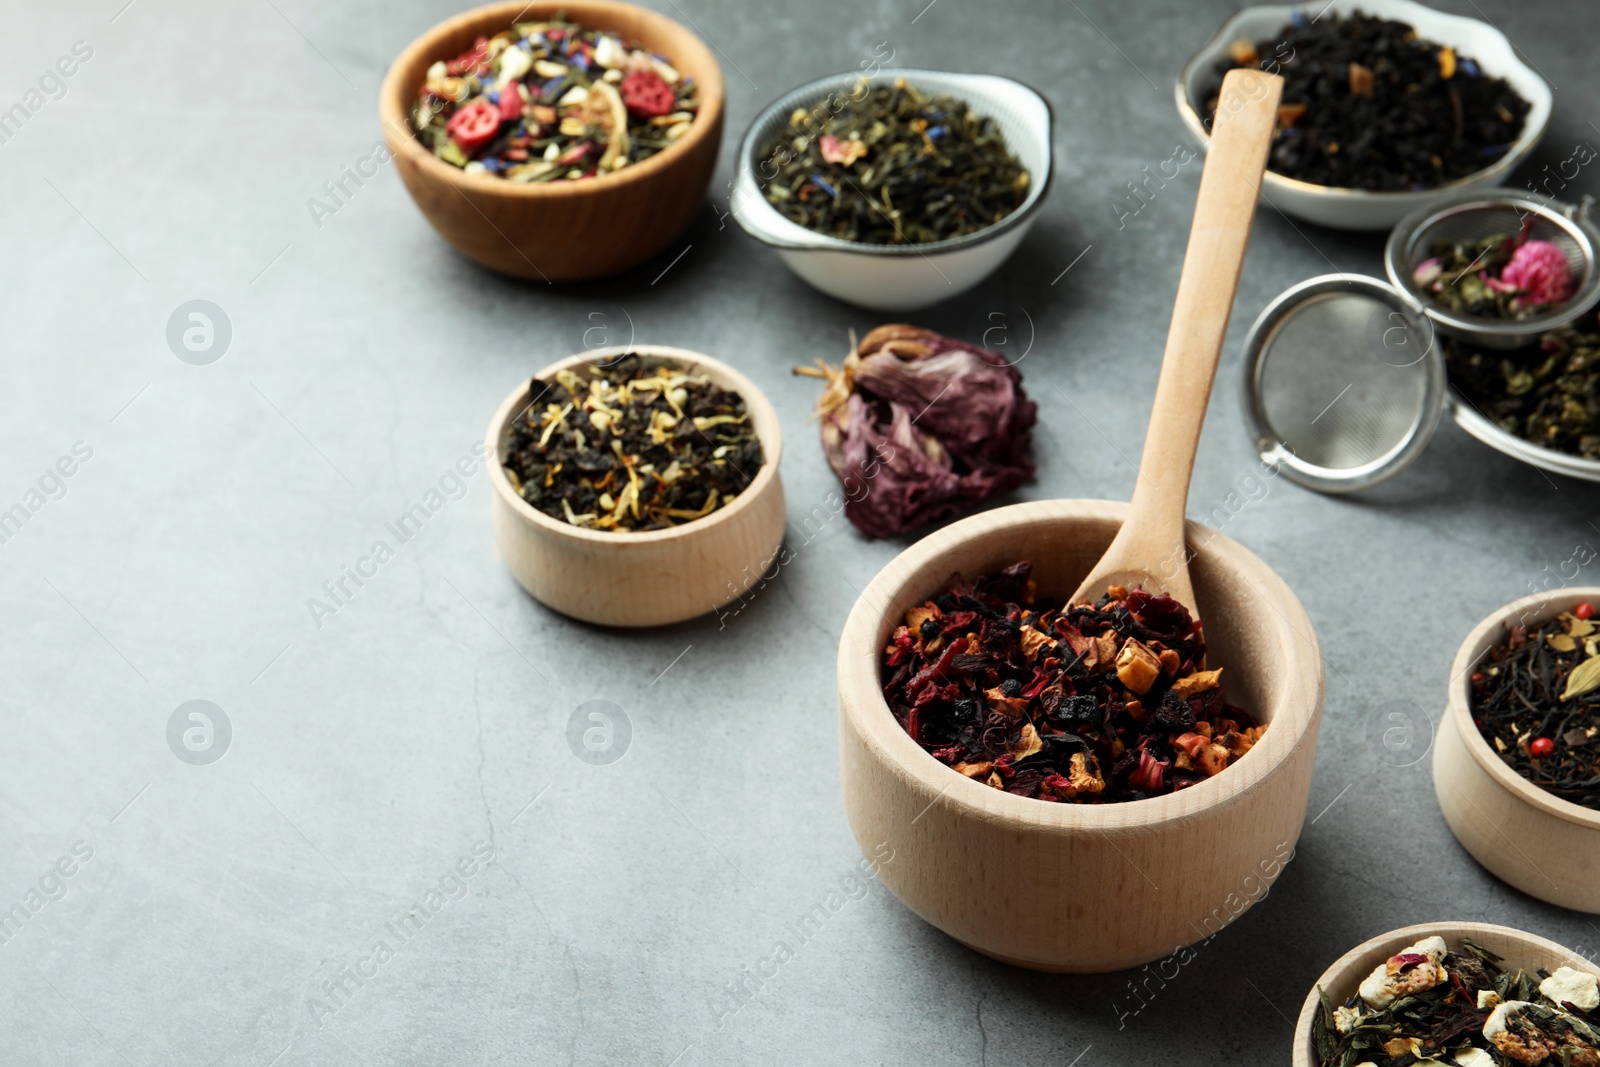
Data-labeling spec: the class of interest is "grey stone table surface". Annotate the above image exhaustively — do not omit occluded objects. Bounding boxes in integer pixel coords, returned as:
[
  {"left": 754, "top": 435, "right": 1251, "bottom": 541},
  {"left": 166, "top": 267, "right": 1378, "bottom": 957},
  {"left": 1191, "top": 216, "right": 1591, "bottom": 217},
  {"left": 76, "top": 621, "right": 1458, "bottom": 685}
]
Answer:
[{"left": 3, "top": 0, "right": 1598, "bottom": 1063}]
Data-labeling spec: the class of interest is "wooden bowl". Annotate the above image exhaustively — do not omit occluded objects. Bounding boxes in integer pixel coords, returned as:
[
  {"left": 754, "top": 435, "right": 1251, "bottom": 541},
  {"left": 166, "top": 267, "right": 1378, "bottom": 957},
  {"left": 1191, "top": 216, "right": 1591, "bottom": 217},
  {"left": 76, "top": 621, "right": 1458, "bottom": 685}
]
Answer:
[
  {"left": 485, "top": 345, "right": 784, "bottom": 627},
  {"left": 380, "top": 0, "right": 724, "bottom": 281},
  {"left": 1292, "top": 921, "right": 1600, "bottom": 1067},
  {"left": 1433, "top": 589, "right": 1600, "bottom": 912},
  {"left": 837, "top": 499, "right": 1325, "bottom": 972}
]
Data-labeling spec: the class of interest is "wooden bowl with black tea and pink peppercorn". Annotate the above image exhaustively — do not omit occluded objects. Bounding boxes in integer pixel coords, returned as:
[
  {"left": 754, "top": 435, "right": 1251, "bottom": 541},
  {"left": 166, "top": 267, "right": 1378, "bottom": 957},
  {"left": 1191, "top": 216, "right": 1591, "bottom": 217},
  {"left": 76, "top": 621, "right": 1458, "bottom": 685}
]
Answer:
[
  {"left": 1433, "top": 589, "right": 1600, "bottom": 913},
  {"left": 380, "top": 0, "right": 723, "bottom": 281},
  {"left": 836, "top": 499, "right": 1324, "bottom": 972},
  {"left": 1292, "top": 922, "right": 1600, "bottom": 1067},
  {"left": 485, "top": 345, "right": 784, "bottom": 628}
]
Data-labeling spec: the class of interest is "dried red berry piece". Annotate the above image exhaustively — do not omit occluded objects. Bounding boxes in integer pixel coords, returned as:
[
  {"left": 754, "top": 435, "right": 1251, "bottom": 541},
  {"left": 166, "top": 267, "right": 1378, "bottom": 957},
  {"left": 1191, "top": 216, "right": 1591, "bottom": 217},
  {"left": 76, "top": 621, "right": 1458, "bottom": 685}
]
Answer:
[
  {"left": 1577, "top": 602, "right": 1596, "bottom": 620},
  {"left": 620, "top": 69, "right": 675, "bottom": 118},
  {"left": 1530, "top": 736, "right": 1555, "bottom": 758},
  {"left": 497, "top": 85, "right": 523, "bottom": 124},
  {"left": 447, "top": 98, "right": 502, "bottom": 155},
  {"left": 445, "top": 36, "right": 490, "bottom": 76}
]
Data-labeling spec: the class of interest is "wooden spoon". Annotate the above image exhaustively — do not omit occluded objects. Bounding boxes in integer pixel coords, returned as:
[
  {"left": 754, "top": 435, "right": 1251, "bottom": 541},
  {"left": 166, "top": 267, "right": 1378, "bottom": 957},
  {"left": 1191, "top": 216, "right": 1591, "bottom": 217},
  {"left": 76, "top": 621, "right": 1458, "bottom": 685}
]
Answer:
[{"left": 1070, "top": 69, "right": 1283, "bottom": 615}]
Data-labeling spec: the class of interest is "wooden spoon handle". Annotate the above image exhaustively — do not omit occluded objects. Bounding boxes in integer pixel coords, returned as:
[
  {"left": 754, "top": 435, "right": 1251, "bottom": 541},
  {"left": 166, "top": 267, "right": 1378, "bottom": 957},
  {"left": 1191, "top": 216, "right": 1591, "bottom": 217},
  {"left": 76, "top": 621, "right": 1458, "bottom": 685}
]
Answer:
[{"left": 1123, "top": 71, "right": 1282, "bottom": 563}]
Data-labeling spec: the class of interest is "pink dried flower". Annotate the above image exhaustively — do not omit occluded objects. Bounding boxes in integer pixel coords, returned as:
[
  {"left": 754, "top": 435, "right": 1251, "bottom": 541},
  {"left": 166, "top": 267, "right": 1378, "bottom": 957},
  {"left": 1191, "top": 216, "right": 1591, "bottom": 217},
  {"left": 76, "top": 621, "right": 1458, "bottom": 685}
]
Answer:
[
  {"left": 799, "top": 325, "right": 1036, "bottom": 538},
  {"left": 1411, "top": 256, "right": 1442, "bottom": 287},
  {"left": 1481, "top": 271, "right": 1518, "bottom": 294},
  {"left": 1498, "top": 239, "right": 1573, "bottom": 307},
  {"left": 818, "top": 133, "right": 867, "bottom": 166}
]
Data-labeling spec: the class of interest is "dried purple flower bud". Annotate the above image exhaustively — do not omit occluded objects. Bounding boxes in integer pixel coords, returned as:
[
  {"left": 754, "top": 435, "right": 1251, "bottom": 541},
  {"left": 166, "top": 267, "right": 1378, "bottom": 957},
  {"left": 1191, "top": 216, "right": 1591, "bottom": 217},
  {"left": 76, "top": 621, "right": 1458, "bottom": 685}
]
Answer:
[{"left": 797, "top": 324, "right": 1036, "bottom": 538}]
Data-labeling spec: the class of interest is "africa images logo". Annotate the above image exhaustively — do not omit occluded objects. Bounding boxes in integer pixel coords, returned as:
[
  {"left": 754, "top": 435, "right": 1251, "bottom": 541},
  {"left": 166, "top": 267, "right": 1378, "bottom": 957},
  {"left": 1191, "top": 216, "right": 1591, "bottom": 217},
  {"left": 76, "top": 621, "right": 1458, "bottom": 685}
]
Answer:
[
  {"left": 166, "top": 700, "right": 232, "bottom": 766},
  {"left": 166, "top": 300, "right": 232, "bottom": 366}
]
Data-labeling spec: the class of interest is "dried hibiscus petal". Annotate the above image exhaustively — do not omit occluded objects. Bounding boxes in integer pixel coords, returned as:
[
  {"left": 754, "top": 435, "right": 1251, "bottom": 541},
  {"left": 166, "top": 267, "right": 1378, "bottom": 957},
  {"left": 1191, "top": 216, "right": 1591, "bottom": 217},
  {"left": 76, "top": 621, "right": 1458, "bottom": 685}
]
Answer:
[
  {"left": 795, "top": 324, "right": 1037, "bottom": 538},
  {"left": 881, "top": 570, "right": 1261, "bottom": 804},
  {"left": 1127, "top": 749, "right": 1168, "bottom": 793}
]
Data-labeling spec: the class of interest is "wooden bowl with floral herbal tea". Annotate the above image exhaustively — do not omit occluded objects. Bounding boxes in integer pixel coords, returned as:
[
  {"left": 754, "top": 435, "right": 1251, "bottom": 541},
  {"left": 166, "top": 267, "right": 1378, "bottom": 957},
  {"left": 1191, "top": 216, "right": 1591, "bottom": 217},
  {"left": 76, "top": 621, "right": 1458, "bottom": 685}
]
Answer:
[
  {"left": 380, "top": 0, "right": 723, "bottom": 281},
  {"left": 1433, "top": 589, "right": 1600, "bottom": 913},
  {"left": 836, "top": 498, "right": 1324, "bottom": 973},
  {"left": 1293, "top": 921, "right": 1600, "bottom": 1067},
  {"left": 485, "top": 345, "right": 784, "bottom": 628}
]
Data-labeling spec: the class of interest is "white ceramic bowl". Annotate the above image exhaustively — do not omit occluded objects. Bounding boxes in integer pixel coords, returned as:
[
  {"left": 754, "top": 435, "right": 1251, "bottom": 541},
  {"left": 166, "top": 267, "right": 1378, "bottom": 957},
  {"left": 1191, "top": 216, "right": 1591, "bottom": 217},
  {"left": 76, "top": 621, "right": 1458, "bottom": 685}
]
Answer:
[
  {"left": 1176, "top": 0, "right": 1552, "bottom": 231},
  {"left": 732, "top": 69, "right": 1053, "bottom": 311}
]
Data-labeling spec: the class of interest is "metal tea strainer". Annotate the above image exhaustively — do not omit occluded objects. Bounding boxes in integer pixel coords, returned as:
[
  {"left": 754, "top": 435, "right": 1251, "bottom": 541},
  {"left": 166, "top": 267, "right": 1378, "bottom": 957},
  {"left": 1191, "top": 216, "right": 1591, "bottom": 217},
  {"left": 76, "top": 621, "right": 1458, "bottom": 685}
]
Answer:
[
  {"left": 1385, "top": 190, "right": 1600, "bottom": 350},
  {"left": 1245, "top": 192, "right": 1600, "bottom": 492},
  {"left": 1242, "top": 274, "right": 1442, "bottom": 493}
]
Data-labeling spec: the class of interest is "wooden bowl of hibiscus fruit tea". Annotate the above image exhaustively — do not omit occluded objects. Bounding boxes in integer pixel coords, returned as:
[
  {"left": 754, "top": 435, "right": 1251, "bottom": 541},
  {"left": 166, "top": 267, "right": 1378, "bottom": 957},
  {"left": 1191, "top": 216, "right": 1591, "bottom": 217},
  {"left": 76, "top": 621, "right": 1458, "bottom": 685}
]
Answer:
[{"left": 836, "top": 498, "right": 1324, "bottom": 972}]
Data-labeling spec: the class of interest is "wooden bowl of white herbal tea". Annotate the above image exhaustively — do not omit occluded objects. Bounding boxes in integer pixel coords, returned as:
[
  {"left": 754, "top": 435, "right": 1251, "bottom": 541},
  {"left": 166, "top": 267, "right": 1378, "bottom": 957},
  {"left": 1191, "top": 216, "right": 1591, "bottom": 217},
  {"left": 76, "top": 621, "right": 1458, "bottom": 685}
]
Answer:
[
  {"left": 1293, "top": 922, "right": 1600, "bottom": 1067},
  {"left": 486, "top": 345, "right": 784, "bottom": 628}
]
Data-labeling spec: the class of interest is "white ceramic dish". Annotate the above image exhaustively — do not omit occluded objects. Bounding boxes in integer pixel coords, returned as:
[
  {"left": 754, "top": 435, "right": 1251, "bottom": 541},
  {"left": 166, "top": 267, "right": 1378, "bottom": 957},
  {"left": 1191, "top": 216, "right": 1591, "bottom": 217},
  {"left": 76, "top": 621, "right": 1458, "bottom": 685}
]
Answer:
[
  {"left": 1176, "top": 0, "right": 1552, "bottom": 231},
  {"left": 732, "top": 69, "right": 1053, "bottom": 312}
]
